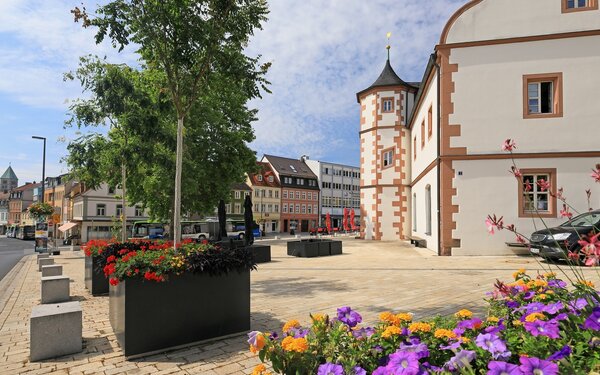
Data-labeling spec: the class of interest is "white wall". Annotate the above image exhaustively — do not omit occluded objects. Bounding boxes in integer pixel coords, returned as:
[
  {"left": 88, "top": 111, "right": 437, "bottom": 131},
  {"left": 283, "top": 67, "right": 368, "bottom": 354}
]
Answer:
[
  {"left": 452, "top": 157, "right": 600, "bottom": 255},
  {"left": 450, "top": 35, "right": 600, "bottom": 154},
  {"left": 411, "top": 74, "right": 438, "bottom": 178},
  {"left": 411, "top": 167, "right": 439, "bottom": 253},
  {"left": 446, "top": 0, "right": 600, "bottom": 44}
]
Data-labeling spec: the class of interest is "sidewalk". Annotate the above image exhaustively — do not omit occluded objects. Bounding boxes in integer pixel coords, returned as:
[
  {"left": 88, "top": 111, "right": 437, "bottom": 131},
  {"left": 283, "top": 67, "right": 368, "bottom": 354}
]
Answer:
[{"left": 1, "top": 239, "right": 598, "bottom": 374}]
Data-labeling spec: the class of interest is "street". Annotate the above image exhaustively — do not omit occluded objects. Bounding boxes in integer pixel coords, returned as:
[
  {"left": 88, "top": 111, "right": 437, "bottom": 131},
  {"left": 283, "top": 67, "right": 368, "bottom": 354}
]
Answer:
[{"left": 0, "top": 236, "right": 34, "bottom": 281}]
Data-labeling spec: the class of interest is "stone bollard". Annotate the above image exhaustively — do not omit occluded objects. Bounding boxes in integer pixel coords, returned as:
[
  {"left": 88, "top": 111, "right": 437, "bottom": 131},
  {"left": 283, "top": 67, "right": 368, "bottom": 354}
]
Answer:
[
  {"left": 41, "top": 265, "right": 62, "bottom": 277},
  {"left": 30, "top": 301, "right": 82, "bottom": 361},
  {"left": 41, "top": 276, "right": 70, "bottom": 304},
  {"left": 36, "top": 253, "right": 50, "bottom": 264},
  {"left": 38, "top": 258, "right": 54, "bottom": 272}
]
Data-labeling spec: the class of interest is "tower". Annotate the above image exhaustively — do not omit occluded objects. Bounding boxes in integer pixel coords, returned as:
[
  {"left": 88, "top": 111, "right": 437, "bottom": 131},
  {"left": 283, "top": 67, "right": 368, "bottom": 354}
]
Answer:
[
  {"left": 0, "top": 165, "right": 18, "bottom": 193},
  {"left": 356, "top": 41, "right": 417, "bottom": 240}
]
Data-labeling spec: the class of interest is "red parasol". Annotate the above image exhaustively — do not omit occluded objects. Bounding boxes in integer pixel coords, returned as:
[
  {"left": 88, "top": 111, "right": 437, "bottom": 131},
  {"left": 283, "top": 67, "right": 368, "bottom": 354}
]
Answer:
[
  {"left": 325, "top": 212, "right": 332, "bottom": 234},
  {"left": 342, "top": 208, "right": 349, "bottom": 231},
  {"left": 350, "top": 209, "right": 356, "bottom": 230}
]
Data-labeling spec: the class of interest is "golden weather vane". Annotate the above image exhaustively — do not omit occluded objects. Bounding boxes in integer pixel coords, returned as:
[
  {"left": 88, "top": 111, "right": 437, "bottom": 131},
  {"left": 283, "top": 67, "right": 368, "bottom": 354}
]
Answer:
[{"left": 386, "top": 32, "right": 392, "bottom": 60}]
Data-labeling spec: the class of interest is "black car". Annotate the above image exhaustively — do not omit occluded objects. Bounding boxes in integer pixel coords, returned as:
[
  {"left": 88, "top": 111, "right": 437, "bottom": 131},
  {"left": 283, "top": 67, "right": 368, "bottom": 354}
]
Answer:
[{"left": 530, "top": 210, "right": 600, "bottom": 262}]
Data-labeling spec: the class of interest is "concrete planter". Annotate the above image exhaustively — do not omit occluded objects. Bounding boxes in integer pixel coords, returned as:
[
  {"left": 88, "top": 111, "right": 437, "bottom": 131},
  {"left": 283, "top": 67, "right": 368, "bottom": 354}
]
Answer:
[
  {"left": 85, "top": 255, "right": 109, "bottom": 296},
  {"left": 251, "top": 245, "right": 271, "bottom": 263},
  {"left": 109, "top": 270, "right": 250, "bottom": 358},
  {"left": 287, "top": 239, "right": 342, "bottom": 258}
]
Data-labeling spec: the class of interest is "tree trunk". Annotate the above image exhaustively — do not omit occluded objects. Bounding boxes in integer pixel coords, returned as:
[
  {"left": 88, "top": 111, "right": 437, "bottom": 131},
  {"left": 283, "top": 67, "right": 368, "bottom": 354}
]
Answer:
[
  {"left": 121, "top": 162, "right": 127, "bottom": 243},
  {"left": 173, "top": 116, "right": 184, "bottom": 248}
]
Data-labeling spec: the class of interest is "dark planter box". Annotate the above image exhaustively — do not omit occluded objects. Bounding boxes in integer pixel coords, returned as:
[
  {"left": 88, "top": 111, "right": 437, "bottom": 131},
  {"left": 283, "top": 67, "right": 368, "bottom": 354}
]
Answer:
[
  {"left": 85, "top": 255, "right": 109, "bottom": 296},
  {"left": 215, "top": 239, "right": 245, "bottom": 250},
  {"left": 330, "top": 241, "right": 343, "bottom": 255},
  {"left": 251, "top": 245, "right": 271, "bottom": 263},
  {"left": 318, "top": 240, "right": 332, "bottom": 256},
  {"left": 109, "top": 270, "right": 250, "bottom": 358},
  {"left": 287, "top": 240, "right": 319, "bottom": 258}
]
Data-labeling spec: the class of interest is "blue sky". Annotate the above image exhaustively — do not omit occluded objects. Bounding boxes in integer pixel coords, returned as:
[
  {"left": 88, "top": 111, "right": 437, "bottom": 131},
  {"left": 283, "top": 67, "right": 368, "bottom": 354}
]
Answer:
[{"left": 0, "top": 0, "right": 464, "bottom": 184}]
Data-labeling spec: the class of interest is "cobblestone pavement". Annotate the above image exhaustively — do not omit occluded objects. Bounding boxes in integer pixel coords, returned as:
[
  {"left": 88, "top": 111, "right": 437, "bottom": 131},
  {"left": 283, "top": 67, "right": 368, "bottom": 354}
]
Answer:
[{"left": 1, "top": 238, "right": 599, "bottom": 374}]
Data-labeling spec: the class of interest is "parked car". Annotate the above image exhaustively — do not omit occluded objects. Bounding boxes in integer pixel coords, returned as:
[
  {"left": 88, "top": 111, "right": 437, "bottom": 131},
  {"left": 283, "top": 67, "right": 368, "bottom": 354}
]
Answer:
[{"left": 529, "top": 210, "right": 600, "bottom": 263}]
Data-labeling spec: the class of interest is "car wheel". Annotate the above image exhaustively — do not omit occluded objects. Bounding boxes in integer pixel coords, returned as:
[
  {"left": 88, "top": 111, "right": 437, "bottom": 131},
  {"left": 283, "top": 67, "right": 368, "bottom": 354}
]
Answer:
[
  {"left": 238, "top": 233, "right": 245, "bottom": 240},
  {"left": 198, "top": 235, "right": 206, "bottom": 240}
]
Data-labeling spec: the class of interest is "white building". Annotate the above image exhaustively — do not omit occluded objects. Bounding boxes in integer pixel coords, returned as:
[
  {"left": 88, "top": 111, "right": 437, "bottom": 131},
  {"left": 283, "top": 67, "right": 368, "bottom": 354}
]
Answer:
[
  {"left": 70, "top": 183, "right": 149, "bottom": 242},
  {"left": 305, "top": 159, "right": 360, "bottom": 228},
  {"left": 359, "top": 0, "right": 600, "bottom": 255}
]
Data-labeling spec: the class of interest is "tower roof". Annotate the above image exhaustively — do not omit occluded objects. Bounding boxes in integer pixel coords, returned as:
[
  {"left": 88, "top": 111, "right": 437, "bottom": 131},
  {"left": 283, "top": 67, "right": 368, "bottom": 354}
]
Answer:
[
  {"left": 1, "top": 166, "right": 17, "bottom": 180},
  {"left": 356, "top": 60, "right": 417, "bottom": 102}
]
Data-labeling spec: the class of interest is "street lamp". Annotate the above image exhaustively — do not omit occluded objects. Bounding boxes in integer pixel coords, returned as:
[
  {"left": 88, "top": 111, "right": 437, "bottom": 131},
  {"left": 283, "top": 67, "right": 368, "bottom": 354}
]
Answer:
[{"left": 31, "top": 136, "right": 46, "bottom": 203}]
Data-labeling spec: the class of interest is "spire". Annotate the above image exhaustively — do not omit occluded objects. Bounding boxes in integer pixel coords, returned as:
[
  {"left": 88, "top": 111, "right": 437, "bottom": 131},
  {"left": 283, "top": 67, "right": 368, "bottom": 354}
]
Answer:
[
  {"left": 386, "top": 32, "right": 391, "bottom": 61},
  {"left": 1, "top": 165, "right": 17, "bottom": 180}
]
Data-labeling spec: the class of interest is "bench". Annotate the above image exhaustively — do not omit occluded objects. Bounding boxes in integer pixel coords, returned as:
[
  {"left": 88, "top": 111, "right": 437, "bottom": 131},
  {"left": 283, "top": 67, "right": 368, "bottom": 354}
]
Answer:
[{"left": 408, "top": 236, "right": 427, "bottom": 248}]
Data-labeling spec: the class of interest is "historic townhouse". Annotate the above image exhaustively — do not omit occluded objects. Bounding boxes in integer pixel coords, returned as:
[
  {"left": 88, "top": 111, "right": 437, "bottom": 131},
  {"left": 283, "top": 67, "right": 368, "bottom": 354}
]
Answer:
[
  {"left": 246, "top": 162, "right": 281, "bottom": 234},
  {"left": 359, "top": 0, "right": 600, "bottom": 255},
  {"left": 8, "top": 182, "right": 40, "bottom": 225},
  {"left": 262, "top": 155, "right": 320, "bottom": 233}
]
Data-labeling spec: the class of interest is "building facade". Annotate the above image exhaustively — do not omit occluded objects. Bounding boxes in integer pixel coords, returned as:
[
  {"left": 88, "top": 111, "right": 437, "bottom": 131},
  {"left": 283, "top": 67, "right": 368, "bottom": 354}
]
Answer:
[
  {"left": 8, "top": 183, "right": 40, "bottom": 225},
  {"left": 262, "top": 155, "right": 320, "bottom": 233},
  {"left": 227, "top": 183, "right": 252, "bottom": 222},
  {"left": 0, "top": 166, "right": 18, "bottom": 193},
  {"left": 0, "top": 192, "right": 8, "bottom": 234},
  {"left": 71, "top": 183, "right": 149, "bottom": 242},
  {"left": 246, "top": 162, "right": 281, "bottom": 233},
  {"left": 359, "top": 0, "right": 600, "bottom": 255},
  {"left": 305, "top": 159, "right": 360, "bottom": 228}
]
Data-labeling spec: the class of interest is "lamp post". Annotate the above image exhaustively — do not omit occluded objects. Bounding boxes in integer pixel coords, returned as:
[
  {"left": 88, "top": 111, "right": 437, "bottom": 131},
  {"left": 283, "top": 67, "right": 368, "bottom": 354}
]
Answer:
[{"left": 31, "top": 136, "right": 46, "bottom": 203}]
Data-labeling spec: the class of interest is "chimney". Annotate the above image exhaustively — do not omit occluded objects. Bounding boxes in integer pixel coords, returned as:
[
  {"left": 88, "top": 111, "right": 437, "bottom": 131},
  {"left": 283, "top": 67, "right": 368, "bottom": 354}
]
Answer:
[{"left": 300, "top": 155, "right": 309, "bottom": 162}]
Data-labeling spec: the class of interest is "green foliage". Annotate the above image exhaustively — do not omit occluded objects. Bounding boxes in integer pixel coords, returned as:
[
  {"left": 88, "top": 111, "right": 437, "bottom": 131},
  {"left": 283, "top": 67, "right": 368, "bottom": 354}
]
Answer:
[{"left": 27, "top": 202, "right": 55, "bottom": 221}]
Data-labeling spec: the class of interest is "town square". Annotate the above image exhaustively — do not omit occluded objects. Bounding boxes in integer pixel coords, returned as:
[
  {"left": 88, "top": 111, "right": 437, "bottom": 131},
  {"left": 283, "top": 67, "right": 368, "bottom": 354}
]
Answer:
[{"left": 0, "top": 0, "right": 599, "bottom": 374}]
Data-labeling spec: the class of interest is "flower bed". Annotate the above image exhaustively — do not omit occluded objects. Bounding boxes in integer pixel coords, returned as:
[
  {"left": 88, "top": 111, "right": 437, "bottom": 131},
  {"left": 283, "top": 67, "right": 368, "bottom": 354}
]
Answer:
[{"left": 248, "top": 271, "right": 599, "bottom": 374}]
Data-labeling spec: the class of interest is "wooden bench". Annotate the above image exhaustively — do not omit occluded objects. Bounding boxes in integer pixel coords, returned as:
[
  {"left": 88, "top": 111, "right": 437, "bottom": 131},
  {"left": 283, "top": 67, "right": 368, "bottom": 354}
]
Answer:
[{"left": 408, "top": 236, "right": 427, "bottom": 248}]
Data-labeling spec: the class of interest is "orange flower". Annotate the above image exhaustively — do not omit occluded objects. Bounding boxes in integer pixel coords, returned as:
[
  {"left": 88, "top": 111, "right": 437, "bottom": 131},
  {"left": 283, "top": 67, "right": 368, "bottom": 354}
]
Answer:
[
  {"left": 381, "top": 325, "right": 402, "bottom": 338},
  {"left": 578, "top": 280, "right": 595, "bottom": 288},
  {"left": 408, "top": 322, "right": 432, "bottom": 333},
  {"left": 513, "top": 320, "right": 523, "bottom": 326},
  {"left": 281, "top": 337, "right": 308, "bottom": 353},
  {"left": 396, "top": 313, "right": 413, "bottom": 323},
  {"left": 282, "top": 319, "right": 300, "bottom": 333},
  {"left": 513, "top": 269, "right": 526, "bottom": 279},
  {"left": 249, "top": 333, "right": 266, "bottom": 353},
  {"left": 487, "top": 316, "right": 499, "bottom": 323},
  {"left": 455, "top": 309, "right": 473, "bottom": 319},
  {"left": 525, "top": 313, "right": 546, "bottom": 322},
  {"left": 379, "top": 312, "right": 398, "bottom": 325},
  {"left": 252, "top": 364, "right": 272, "bottom": 375},
  {"left": 434, "top": 329, "right": 457, "bottom": 340}
]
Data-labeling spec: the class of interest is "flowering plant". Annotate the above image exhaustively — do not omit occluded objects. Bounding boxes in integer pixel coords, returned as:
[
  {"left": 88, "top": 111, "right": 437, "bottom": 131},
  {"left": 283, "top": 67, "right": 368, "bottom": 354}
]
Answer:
[
  {"left": 27, "top": 202, "right": 55, "bottom": 221},
  {"left": 83, "top": 239, "right": 256, "bottom": 286},
  {"left": 249, "top": 271, "right": 599, "bottom": 374}
]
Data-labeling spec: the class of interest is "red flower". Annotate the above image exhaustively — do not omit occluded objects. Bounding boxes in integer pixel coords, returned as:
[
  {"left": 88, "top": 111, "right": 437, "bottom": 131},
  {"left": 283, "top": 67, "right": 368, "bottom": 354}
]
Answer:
[
  {"left": 119, "top": 249, "right": 128, "bottom": 255},
  {"left": 109, "top": 278, "right": 119, "bottom": 286},
  {"left": 106, "top": 255, "right": 116, "bottom": 263},
  {"left": 103, "top": 263, "right": 116, "bottom": 276},
  {"left": 502, "top": 139, "right": 516, "bottom": 152}
]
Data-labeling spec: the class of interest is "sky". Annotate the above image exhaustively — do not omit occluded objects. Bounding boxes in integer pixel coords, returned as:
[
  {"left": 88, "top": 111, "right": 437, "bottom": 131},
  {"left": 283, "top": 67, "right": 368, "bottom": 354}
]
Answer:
[{"left": 0, "top": 0, "right": 465, "bottom": 185}]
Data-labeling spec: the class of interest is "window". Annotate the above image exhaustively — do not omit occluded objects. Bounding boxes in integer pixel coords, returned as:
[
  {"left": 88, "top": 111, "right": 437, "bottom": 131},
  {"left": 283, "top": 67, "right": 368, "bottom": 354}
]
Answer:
[
  {"left": 283, "top": 204, "right": 288, "bottom": 213},
  {"left": 274, "top": 204, "right": 279, "bottom": 213},
  {"left": 268, "top": 176, "right": 274, "bottom": 183},
  {"left": 324, "top": 167, "right": 329, "bottom": 175},
  {"left": 108, "top": 186, "right": 115, "bottom": 194},
  {"left": 382, "top": 97, "right": 394, "bottom": 113},
  {"left": 518, "top": 169, "right": 557, "bottom": 218},
  {"left": 562, "top": 0, "right": 598, "bottom": 12},
  {"left": 283, "top": 190, "right": 288, "bottom": 199},
  {"left": 412, "top": 194, "right": 417, "bottom": 232},
  {"left": 235, "top": 191, "right": 241, "bottom": 199},
  {"left": 269, "top": 190, "right": 273, "bottom": 198},
  {"left": 296, "top": 192, "right": 300, "bottom": 199},
  {"left": 255, "top": 190, "right": 260, "bottom": 198},
  {"left": 257, "top": 175, "right": 263, "bottom": 181},
  {"left": 267, "top": 204, "right": 272, "bottom": 213},
  {"left": 428, "top": 105, "right": 433, "bottom": 139},
  {"left": 308, "top": 192, "right": 312, "bottom": 200},
  {"left": 261, "top": 204, "right": 265, "bottom": 213},
  {"left": 413, "top": 137, "right": 417, "bottom": 159},
  {"left": 425, "top": 185, "right": 432, "bottom": 235},
  {"left": 297, "top": 178, "right": 305, "bottom": 186},
  {"left": 301, "top": 204, "right": 306, "bottom": 214},
  {"left": 96, "top": 204, "right": 106, "bottom": 216},
  {"left": 421, "top": 120, "right": 425, "bottom": 148},
  {"left": 135, "top": 206, "right": 143, "bottom": 217},
  {"left": 302, "top": 192, "right": 306, "bottom": 200},
  {"left": 261, "top": 190, "right": 266, "bottom": 197},
  {"left": 235, "top": 203, "right": 241, "bottom": 214},
  {"left": 275, "top": 190, "right": 279, "bottom": 199},
  {"left": 523, "top": 73, "right": 563, "bottom": 119},
  {"left": 289, "top": 204, "right": 293, "bottom": 213},
  {"left": 226, "top": 204, "right": 232, "bottom": 214},
  {"left": 295, "top": 204, "right": 300, "bottom": 213},
  {"left": 314, "top": 204, "right": 318, "bottom": 213},
  {"left": 284, "top": 177, "right": 292, "bottom": 184},
  {"left": 307, "top": 205, "right": 312, "bottom": 214}
]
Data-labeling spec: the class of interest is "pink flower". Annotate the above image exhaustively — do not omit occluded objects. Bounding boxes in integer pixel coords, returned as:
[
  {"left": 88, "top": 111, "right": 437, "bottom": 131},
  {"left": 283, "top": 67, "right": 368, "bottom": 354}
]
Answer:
[
  {"left": 536, "top": 179, "right": 550, "bottom": 192},
  {"left": 592, "top": 164, "right": 600, "bottom": 183},
  {"left": 510, "top": 166, "right": 522, "bottom": 178},
  {"left": 516, "top": 235, "right": 527, "bottom": 244},
  {"left": 486, "top": 218, "right": 496, "bottom": 235},
  {"left": 486, "top": 215, "right": 504, "bottom": 235},
  {"left": 560, "top": 204, "right": 573, "bottom": 219},
  {"left": 524, "top": 180, "right": 532, "bottom": 192},
  {"left": 502, "top": 139, "right": 516, "bottom": 152}
]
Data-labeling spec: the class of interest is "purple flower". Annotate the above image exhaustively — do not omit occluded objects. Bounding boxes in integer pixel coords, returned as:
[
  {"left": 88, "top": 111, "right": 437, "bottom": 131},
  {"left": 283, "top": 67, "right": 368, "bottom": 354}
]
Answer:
[
  {"left": 317, "top": 363, "right": 344, "bottom": 375},
  {"left": 247, "top": 331, "right": 261, "bottom": 347},
  {"left": 524, "top": 319, "right": 560, "bottom": 339},
  {"left": 453, "top": 327, "right": 465, "bottom": 336},
  {"left": 506, "top": 300, "right": 520, "bottom": 309},
  {"left": 523, "top": 302, "right": 546, "bottom": 315},
  {"left": 386, "top": 351, "right": 420, "bottom": 374},
  {"left": 547, "top": 345, "right": 571, "bottom": 361},
  {"left": 353, "top": 366, "right": 367, "bottom": 375},
  {"left": 269, "top": 331, "right": 279, "bottom": 340},
  {"left": 485, "top": 320, "right": 506, "bottom": 335},
  {"left": 583, "top": 306, "right": 600, "bottom": 331},
  {"left": 440, "top": 340, "right": 462, "bottom": 351},
  {"left": 445, "top": 350, "right": 476, "bottom": 371},
  {"left": 399, "top": 341, "right": 429, "bottom": 359},
  {"left": 352, "top": 327, "right": 375, "bottom": 339},
  {"left": 289, "top": 327, "right": 309, "bottom": 338},
  {"left": 457, "top": 317, "right": 483, "bottom": 330},
  {"left": 519, "top": 356, "right": 558, "bottom": 375},
  {"left": 337, "top": 306, "right": 362, "bottom": 328},
  {"left": 554, "top": 313, "right": 568, "bottom": 321},
  {"left": 548, "top": 279, "right": 566, "bottom": 289},
  {"left": 523, "top": 291, "right": 535, "bottom": 300},
  {"left": 543, "top": 302, "right": 564, "bottom": 315},
  {"left": 372, "top": 366, "right": 388, "bottom": 375},
  {"left": 487, "top": 361, "right": 522, "bottom": 375},
  {"left": 475, "top": 333, "right": 507, "bottom": 355}
]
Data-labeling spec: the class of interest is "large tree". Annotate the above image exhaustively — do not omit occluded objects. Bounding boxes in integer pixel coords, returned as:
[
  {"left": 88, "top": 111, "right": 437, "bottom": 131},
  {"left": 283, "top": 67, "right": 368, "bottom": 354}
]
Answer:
[{"left": 72, "top": 0, "right": 269, "bottom": 245}]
